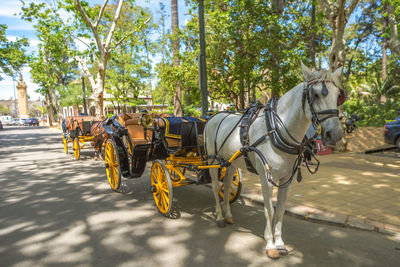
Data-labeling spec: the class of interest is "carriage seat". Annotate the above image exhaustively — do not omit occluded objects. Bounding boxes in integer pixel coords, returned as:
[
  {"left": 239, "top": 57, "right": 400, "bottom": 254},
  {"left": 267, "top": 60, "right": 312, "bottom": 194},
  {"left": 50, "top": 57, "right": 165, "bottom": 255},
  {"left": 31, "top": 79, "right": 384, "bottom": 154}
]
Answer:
[
  {"left": 157, "top": 117, "right": 206, "bottom": 149},
  {"left": 116, "top": 113, "right": 149, "bottom": 145}
]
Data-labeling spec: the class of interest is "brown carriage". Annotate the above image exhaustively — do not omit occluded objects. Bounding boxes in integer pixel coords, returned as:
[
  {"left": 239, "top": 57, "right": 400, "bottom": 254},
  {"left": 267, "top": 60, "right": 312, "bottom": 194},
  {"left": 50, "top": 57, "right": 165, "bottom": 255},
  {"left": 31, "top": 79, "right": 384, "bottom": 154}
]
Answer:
[{"left": 62, "top": 115, "right": 105, "bottom": 160}]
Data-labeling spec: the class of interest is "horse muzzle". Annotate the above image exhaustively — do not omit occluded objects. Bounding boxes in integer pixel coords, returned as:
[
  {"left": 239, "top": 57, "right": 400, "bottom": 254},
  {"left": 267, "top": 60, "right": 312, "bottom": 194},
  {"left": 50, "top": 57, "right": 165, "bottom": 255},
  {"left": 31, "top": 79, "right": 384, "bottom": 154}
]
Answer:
[{"left": 321, "top": 119, "right": 343, "bottom": 147}]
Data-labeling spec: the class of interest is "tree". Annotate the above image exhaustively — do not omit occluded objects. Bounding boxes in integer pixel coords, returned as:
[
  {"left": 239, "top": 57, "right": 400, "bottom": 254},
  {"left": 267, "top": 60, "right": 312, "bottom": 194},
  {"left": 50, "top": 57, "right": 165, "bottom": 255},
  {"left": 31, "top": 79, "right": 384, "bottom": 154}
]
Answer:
[
  {"left": 171, "top": 0, "right": 183, "bottom": 116},
  {"left": 70, "top": 0, "right": 126, "bottom": 117},
  {"left": 21, "top": 2, "right": 77, "bottom": 124},
  {"left": 105, "top": 5, "right": 155, "bottom": 113},
  {"left": 317, "top": 0, "right": 361, "bottom": 71},
  {"left": 385, "top": 0, "right": 400, "bottom": 57},
  {"left": 0, "top": 24, "right": 28, "bottom": 80}
]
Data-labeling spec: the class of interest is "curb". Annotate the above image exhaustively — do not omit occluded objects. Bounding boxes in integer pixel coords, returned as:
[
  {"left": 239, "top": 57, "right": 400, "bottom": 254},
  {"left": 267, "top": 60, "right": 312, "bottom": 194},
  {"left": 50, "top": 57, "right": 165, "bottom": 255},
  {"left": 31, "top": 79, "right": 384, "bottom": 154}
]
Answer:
[{"left": 240, "top": 191, "right": 400, "bottom": 236}]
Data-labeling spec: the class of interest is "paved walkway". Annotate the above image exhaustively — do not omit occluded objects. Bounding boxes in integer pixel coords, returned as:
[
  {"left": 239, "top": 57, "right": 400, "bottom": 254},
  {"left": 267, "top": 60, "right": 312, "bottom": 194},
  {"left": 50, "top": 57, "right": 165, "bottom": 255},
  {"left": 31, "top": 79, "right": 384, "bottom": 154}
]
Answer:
[{"left": 241, "top": 151, "right": 400, "bottom": 234}]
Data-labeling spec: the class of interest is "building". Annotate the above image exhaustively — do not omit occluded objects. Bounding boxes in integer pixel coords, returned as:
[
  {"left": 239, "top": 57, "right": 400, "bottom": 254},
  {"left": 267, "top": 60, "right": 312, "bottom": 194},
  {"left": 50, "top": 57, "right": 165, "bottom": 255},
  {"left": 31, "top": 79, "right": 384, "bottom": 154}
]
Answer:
[{"left": 0, "top": 99, "right": 43, "bottom": 118}]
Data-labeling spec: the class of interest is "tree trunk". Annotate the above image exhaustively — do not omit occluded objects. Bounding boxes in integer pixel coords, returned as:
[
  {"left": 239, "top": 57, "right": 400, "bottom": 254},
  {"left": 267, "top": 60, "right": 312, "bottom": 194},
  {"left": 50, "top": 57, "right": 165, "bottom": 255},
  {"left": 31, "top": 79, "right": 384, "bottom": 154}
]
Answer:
[
  {"left": 46, "top": 93, "right": 54, "bottom": 126},
  {"left": 239, "top": 74, "right": 245, "bottom": 109},
  {"left": 171, "top": 0, "right": 183, "bottom": 116},
  {"left": 318, "top": 0, "right": 360, "bottom": 72},
  {"left": 310, "top": 0, "right": 316, "bottom": 67},
  {"left": 387, "top": 3, "right": 400, "bottom": 57},
  {"left": 382, "top": 14, "right": 388, "bottom": 81}
]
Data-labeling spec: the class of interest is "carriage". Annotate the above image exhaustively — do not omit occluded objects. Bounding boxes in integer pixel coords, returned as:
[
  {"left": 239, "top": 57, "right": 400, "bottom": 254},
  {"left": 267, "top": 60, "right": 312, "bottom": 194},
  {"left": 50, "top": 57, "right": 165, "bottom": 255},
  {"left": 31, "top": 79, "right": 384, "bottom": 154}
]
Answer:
[
  {"left": 102, "top": 112, "right": 242, "bottom": 216},
  {"left": 62, "top": 115, "right": 105, "bottom": 160}
]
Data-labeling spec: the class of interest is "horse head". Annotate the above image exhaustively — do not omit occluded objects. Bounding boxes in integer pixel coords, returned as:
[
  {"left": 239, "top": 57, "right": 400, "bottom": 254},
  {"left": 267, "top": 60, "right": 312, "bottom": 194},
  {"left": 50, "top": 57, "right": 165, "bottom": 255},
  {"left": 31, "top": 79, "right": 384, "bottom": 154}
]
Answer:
[{"left": 301, "top": 63, "right": 345, "bottom": 147}]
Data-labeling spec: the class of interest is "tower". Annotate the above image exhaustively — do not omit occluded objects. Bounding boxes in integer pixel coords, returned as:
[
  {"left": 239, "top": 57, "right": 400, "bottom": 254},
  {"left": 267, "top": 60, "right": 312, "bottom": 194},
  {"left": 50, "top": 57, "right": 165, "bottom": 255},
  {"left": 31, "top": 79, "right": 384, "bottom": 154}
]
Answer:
[{"left": 17, "top": 74, "right": 29, "bottom": 118}]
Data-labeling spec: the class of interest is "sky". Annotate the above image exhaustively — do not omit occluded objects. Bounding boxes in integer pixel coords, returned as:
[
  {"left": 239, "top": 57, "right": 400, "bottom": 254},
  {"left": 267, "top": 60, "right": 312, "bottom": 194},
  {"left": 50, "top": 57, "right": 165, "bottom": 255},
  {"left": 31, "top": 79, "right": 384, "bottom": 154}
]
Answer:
[{"left": 0, "top": 0, "right": 190, "bottom": 101}]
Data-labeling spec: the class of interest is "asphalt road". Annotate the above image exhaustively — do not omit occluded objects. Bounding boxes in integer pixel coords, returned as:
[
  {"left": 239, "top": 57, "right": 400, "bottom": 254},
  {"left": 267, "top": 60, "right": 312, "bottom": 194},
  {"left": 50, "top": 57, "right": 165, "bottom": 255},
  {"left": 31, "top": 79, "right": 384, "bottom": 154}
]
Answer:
[{"left": 1, "top": 126, "right": 399, "bottom": 267}]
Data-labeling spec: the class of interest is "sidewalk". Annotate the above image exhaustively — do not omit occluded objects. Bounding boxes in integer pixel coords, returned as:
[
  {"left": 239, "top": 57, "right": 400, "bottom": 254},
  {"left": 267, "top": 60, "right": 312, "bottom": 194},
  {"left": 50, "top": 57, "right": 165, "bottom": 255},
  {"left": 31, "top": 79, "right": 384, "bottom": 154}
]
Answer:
[{"left": 240, "top": 151, "right": 400, "bottom": 234}]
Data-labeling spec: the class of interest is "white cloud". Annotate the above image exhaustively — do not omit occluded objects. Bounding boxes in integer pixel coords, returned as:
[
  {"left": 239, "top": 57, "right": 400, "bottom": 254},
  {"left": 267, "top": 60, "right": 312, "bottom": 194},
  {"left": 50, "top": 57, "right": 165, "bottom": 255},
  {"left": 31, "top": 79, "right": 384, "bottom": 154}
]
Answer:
[
  {"left": 0, "top": 1, "right": 22, "bottom": 18},
  {"left": 29, "top": 39, "right": 40, "bottom": 47}
]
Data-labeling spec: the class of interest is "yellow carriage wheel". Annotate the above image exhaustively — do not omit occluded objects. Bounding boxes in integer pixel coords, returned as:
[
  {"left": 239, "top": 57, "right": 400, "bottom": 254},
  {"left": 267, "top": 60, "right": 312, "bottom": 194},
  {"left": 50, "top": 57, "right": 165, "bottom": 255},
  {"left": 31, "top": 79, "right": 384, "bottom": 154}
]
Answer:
[
  {"left": 151, "top": 160, "right": 173, "bottom": 216},
  {"left": 104, "top": 139, "right": 121, "bottom": 192},
  {"left": 219, "top": 168, "right": 242, "bottom": 203},
  {"left": 63, "top": 136, "right": 68, "bottom": 154},
  {"left": 73, "top": 138, "right": 80, "bottom": 160}
]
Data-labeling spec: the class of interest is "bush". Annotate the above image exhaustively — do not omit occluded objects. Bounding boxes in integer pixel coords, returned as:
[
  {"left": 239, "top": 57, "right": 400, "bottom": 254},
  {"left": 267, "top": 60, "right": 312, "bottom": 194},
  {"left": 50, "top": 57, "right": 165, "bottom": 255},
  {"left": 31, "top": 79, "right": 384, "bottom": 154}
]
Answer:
[{"left": 343, "top": 98, "right": 399, "bottom": 127}]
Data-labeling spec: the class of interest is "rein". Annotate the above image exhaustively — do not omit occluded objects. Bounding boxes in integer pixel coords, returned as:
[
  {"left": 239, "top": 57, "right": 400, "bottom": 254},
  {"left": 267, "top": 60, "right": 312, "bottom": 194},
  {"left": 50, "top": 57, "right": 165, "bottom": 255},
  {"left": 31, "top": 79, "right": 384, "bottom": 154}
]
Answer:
[{"left": 207, "top": 78, "right": 343, "bottom": 188}]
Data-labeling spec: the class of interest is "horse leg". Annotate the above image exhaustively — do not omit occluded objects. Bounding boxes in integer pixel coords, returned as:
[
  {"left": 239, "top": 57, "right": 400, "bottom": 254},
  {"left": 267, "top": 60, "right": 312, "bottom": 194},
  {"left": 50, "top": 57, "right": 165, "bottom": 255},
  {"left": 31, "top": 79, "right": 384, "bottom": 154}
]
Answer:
[
  {"left": 273, "top": 185, "right": 289, "bottom": 255},
  {"left": 223, "top": 167, "right": 234, "bottom": 224},
  {"left": 210, "top": 168, "right": 225, "bottom": 227},
  {"left": 259, "top": 171, "right": 280, "bottom": 259}
]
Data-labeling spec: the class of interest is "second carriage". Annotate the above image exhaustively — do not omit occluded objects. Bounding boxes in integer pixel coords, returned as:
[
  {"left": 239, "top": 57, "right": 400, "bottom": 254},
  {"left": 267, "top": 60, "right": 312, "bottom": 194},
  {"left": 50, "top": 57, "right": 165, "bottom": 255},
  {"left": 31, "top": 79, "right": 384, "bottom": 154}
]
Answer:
[
  {"left": 103, "top": 112, "right": 242, "bottom": 216},
  {"left": 62, "top": 115, "right": 105, "bottom": 160}
]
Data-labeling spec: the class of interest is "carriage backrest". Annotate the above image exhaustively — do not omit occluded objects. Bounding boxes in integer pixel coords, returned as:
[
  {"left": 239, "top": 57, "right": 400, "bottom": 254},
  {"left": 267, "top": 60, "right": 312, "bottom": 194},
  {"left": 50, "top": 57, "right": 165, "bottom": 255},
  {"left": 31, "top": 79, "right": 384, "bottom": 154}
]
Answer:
[
  {"left": 157, "top": 117, "right": 206, "bottom": 149},
  {"left": 117, "top": 113, "right": 149, "bottom": 145},
  {"left": 66, "top": 116, "right": 100, "bottom": 134}
]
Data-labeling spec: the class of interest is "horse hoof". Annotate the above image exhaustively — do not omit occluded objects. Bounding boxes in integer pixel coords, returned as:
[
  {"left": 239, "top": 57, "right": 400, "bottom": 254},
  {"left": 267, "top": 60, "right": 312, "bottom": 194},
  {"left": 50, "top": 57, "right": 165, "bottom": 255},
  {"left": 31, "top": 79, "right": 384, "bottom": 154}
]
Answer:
[
  {"left": 217, "top": 220, "right": 226, "bottom": 228},
  {"left": 278, "top": 247, "right": 288, "bottom": 255},
  {"left": 266, "top": 249, "right": 280, "bottom": 259},
  {"left": 225, "top": 217, "right": 234, "bottom": 224}
]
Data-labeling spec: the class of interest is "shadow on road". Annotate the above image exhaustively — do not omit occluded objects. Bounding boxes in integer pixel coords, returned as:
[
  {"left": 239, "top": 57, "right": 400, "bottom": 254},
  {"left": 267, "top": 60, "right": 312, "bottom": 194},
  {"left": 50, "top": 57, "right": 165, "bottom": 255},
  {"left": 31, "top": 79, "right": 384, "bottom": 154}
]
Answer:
[{"left": 0, "top": 127, "right": 399, "bottom": 266}]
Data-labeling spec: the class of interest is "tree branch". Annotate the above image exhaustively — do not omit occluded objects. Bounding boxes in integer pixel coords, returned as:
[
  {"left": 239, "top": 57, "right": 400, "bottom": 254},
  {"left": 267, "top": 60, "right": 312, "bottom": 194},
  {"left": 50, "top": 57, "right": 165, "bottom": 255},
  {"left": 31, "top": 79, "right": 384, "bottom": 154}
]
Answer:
[
  {"left": 346, "top": 0, "right": 360, "bottom": 22},
  {"left": 104, "top": 0, "right": 124, "bottom": 51},
  {"left": 94, "top": 0, "right": 109, "bottom": 27},
  {"left": 74, "top": 0, "right": 94, "bottom": 30},
  {"left": 65, "top": 30, "right": 100, "bottom": 62},
  {"left": 74, "top": 0, "right": 105, "bottom": 59},
  {"left": 74, "top": 55, "right": 96, "bottom": 89},
  {"left": 111, "top": 17, "right": 151, "bottom": 51},
  {"left": 317, "top": 0, "right": 333, "bottom": 19}
]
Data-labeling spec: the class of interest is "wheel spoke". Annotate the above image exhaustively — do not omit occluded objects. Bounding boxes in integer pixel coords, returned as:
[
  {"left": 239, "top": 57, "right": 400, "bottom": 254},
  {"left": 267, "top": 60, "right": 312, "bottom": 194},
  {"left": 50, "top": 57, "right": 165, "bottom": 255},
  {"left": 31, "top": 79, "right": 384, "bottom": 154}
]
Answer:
[{"left": 162, "top": 192, "right": 169, "bottom": 206}]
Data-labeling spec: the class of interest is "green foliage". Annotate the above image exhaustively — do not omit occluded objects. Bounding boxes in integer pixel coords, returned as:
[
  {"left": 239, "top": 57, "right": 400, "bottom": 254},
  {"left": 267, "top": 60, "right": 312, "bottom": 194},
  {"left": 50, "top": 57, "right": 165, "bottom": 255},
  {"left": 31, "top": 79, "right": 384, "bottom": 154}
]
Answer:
[
  {"left": 21, "top": 1, "right": 78, "bottom": 106},
  {"left": 0, "top": 104, "right": 10, "bottom": 115},
  {"left": 105, "top": 4, "right": 155, "bottom": 111},
  {"left": 344, "top": 98, "right": 399, "bottom": 126},
  {"left": 0, "top": 24, "right": 29, "bottom": 80}
]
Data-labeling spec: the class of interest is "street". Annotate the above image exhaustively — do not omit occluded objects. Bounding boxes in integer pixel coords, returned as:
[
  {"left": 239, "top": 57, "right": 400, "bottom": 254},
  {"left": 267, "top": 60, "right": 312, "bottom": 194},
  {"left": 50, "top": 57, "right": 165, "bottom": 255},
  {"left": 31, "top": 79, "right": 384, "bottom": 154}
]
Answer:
[{"left": 1, "top": 126, "right": 399, "bottom": 267}]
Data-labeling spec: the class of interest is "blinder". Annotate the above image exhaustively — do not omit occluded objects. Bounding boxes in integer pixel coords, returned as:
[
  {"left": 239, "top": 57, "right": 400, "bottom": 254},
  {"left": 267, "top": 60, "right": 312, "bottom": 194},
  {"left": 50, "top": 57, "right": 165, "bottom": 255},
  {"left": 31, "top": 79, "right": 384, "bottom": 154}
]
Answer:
[
  {"left": 303, "top": 80, "right": 344, "bottom": 126},
  {"left": 338, "top": 88, "right": 346, "bottom": 106},
  {"left": 321, "top": 82, "right": 329, "bottom": 96}
]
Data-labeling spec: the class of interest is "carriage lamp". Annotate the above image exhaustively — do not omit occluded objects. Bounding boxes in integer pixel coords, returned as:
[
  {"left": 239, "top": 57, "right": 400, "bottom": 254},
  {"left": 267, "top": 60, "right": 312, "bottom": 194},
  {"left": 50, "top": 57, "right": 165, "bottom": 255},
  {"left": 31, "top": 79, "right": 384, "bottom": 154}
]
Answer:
[{"left": 139, "top": 114, "right": 154, "bottom": 128}]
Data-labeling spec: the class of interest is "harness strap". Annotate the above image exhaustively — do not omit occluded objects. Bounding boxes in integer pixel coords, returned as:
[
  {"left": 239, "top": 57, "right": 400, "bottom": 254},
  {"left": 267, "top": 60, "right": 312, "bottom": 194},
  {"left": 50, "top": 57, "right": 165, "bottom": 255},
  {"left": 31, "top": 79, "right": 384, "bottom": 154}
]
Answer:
[{"left": 239, "top": 103, "right": 265, "bottom": 173}]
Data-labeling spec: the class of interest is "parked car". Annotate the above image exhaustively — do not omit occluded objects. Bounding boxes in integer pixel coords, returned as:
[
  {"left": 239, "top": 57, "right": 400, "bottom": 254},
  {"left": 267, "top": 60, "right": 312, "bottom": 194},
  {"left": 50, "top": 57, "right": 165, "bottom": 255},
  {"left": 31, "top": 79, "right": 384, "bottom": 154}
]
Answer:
[
  {"left": 0, "top": 115, "right": 14, "bottom": 125},
  {"left": 384, "top": 115, "right": 400, "bottom": 150},
  {"left": 27, "top": 118, "right": 40, "bottom": 126},
  {"left": 16, "top": 118, "right": 25, "bottom": 126},
  {"left": 22, "top": 119, "right": 30, "bottom": 126},
  {"left": 10, "top": 118, "right": 19, "bottom": 126}
]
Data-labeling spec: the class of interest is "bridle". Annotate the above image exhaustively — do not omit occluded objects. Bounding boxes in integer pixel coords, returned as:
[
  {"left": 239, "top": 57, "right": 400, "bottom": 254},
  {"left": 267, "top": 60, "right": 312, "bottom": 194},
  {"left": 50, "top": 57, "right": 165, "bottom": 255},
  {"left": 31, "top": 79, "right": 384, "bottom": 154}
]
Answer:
[{"left": 302, "top": 79, "right": 346, "bottom": 129}]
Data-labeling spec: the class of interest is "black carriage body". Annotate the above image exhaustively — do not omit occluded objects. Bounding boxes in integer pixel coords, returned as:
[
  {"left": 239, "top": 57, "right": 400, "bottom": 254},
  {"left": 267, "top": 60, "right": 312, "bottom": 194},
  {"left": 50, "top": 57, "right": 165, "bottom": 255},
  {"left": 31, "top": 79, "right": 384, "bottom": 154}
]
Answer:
[
  {"left": 103, "top": 115, "right": 151, "bottom": 179},
  {"left": 149, "top": 117, "right": 206, "bottom": 161}
]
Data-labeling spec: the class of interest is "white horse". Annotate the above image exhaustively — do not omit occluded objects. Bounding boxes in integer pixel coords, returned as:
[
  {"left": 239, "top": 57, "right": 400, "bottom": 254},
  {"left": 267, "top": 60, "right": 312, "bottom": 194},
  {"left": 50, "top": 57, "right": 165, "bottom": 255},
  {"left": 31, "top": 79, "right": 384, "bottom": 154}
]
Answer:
[{"left": 204, "top": 63, "right": 344, "bottom": 259}]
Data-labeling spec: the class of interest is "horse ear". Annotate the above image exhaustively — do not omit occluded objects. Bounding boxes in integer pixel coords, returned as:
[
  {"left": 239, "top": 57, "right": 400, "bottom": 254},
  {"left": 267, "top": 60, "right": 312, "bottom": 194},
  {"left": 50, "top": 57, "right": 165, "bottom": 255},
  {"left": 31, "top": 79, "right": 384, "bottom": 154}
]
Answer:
[
  {"left": 333, "top": 66, "right": 343, "bottom": 78},
  {"left": 301, "top": 62, "right": 312, "bottom": 81}
]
